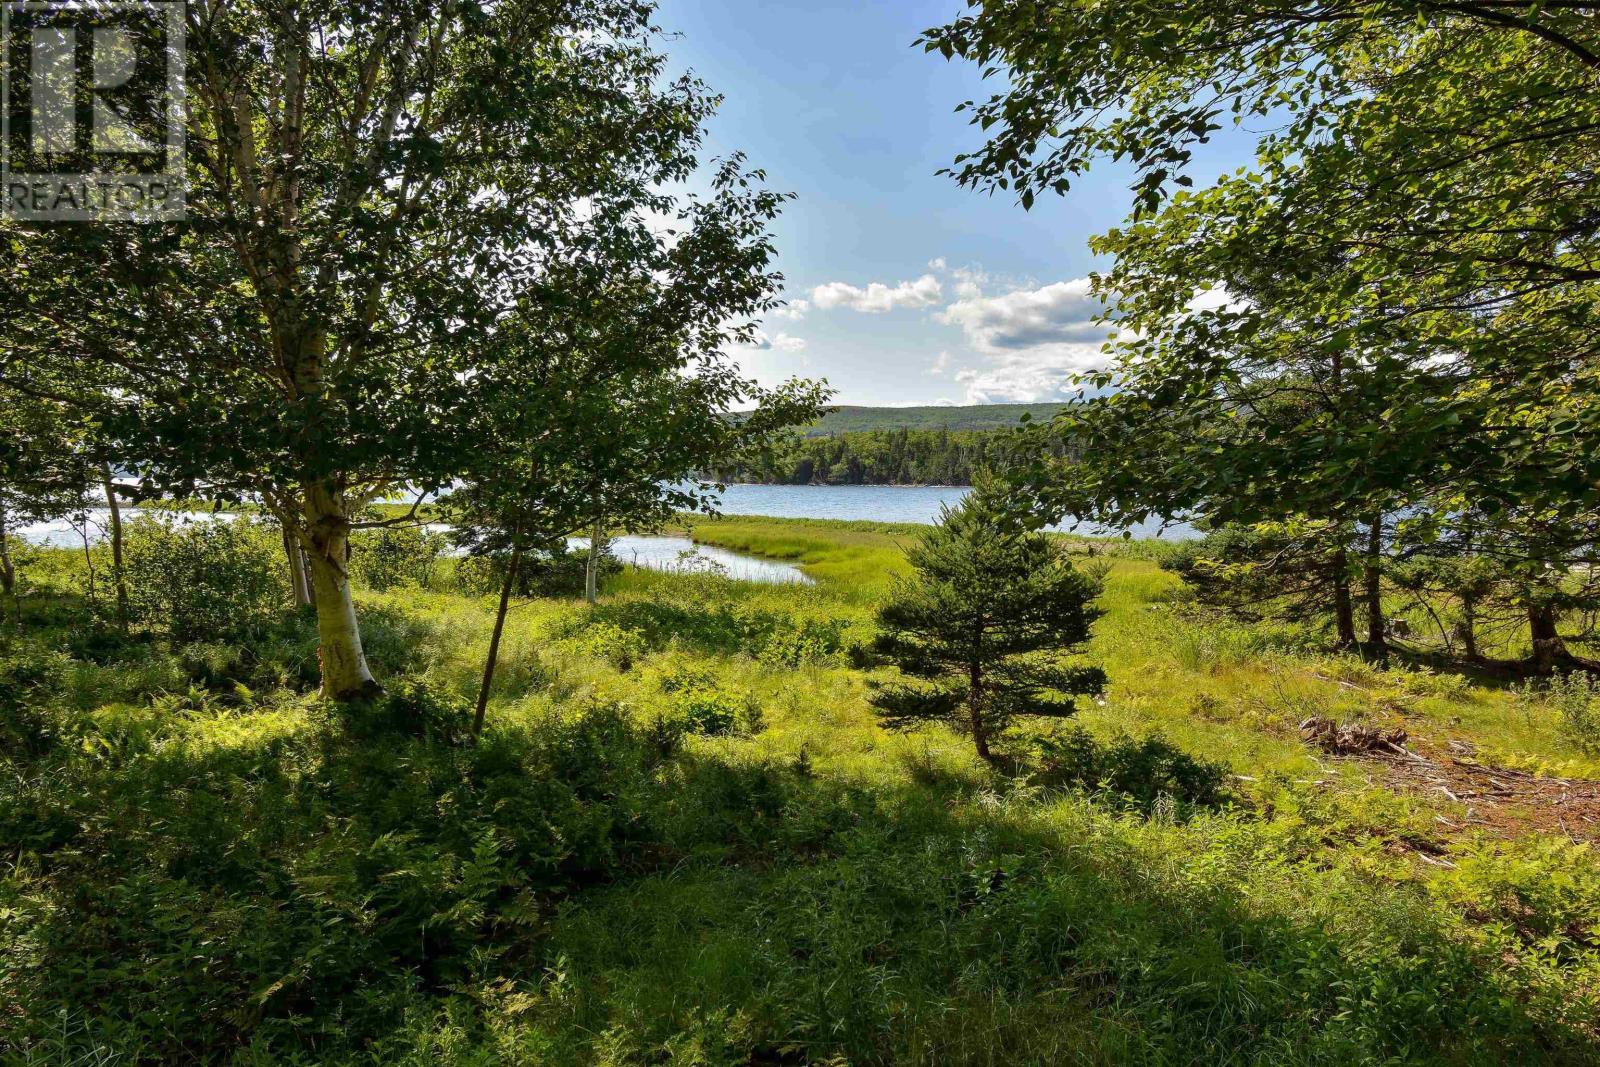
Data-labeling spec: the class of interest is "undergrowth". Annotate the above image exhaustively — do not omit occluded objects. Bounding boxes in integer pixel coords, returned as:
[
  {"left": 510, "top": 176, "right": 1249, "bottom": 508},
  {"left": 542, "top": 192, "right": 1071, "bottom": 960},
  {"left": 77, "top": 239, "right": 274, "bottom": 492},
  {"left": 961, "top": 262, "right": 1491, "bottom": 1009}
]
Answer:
[{"left": 3, "top": 517, "right": 1599, "bottom": 1064}]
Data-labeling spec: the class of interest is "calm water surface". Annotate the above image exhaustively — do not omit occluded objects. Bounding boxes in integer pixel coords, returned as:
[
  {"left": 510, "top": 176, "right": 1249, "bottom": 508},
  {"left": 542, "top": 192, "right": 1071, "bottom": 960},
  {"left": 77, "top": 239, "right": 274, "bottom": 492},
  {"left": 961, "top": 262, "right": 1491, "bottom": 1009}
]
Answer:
[
  {"left": 11, "top": 486, "right": 1189, "bottom": 585},
  {"left": 13, "top": 509, "right": 238, "bottom": 549},
  {"left": 700, "top": 484, "right": 1195, "bottom": 540},
  {"left": 569, "top": 535, "right": 810, "bottom": 584},
  {"left": 11, "top": 511, "right": 810, "bottom": 584}
]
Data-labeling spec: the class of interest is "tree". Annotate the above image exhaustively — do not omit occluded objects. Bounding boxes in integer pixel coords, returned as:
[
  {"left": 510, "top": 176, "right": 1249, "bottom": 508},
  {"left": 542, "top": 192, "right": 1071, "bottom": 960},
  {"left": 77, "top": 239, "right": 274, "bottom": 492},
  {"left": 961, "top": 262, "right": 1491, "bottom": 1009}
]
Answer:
[
  {"left": 869, "top": 487, "right": 1106, "bottom": 764},
  {"left": 4, "top": 0, "right": 806, "bottom": 699},
  {"left": 1162, "top": 520, "right": 1359, "bottom": 641},
  {"left": 0, "top": 387, "right": 93, "bottom": 619},
  {"left": 923, "top": 1, "right": 1599, "bottom": 505},
  {"left": 924, "top": 3, "right": 1600, "bottom": 667},
  {"left": 444, "top": 221, "right": 828, "bottom": 734}
]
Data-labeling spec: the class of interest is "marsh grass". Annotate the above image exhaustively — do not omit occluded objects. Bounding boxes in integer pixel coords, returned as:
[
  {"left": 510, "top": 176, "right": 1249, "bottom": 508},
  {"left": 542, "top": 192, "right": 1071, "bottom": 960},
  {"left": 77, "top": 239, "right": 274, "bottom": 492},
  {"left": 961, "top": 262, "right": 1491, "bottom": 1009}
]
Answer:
[{"left": 4, "top": 518, "right": 1600, "bottom": 1063}]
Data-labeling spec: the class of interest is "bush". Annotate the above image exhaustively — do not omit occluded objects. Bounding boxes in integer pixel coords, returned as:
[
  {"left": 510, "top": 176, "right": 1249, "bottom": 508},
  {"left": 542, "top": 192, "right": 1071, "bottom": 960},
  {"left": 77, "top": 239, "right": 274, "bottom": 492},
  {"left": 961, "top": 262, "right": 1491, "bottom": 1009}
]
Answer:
[
  {"left": 0, "top": 697, "right": 829, "bottom": 1061},
  {"left": 123, "top": 515, "right": 284, "bottom": 642},
  {"left": 348, "top": 677, "right": 472, "bottom": 743},
  {"left": 674, "top": 687, "right": 757, "bottom": 737},
  {"left": 454, "top": 542, "right": 620, "bottom": 599},
  {"left": 1517, "top": 673, "right": 1600, "bottom": 755},
  {"left": 1033, "top": 726, "right": 1229, "bottom": 815},
  {"left": 555, "top": 619, "right": 649, "bottom": 671},
  {"left": 581, "top": 596, "right": 849, "bottom": 666},
  {"left": 651, "top": 661, "right": 763, "bottom": 736},
  {"left": 0, "top": 646, "right": 72, "bottom": 754},
  {"left": 350, "top": 525, "right": 447, "bottom": 591},
  {"left": 756, "top": 617, "right": 847, "bottom": 668}
]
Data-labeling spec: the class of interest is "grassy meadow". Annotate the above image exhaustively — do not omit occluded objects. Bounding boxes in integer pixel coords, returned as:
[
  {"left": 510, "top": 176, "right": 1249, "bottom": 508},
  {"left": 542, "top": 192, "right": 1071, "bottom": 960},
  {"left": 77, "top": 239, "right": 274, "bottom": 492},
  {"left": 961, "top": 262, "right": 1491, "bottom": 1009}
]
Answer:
[{"left": 4, "top": 514, "right": 1600, "bottom": 1064}]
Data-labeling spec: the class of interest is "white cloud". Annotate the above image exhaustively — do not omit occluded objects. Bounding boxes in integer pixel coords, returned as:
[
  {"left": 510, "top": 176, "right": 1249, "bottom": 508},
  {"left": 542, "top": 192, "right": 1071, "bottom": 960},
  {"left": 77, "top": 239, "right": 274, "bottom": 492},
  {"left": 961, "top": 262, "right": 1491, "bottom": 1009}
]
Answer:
[
  {"left": 929, "top": 351, "right": 952, "bottom": 376},
  {"left": 947, "top": 264, "right": 990, "bottom": 300},
  {"left": 811, "top": 273, "right": 942, "bottom": 313},
  {"left": 937, "top": 278, "right": 1110, "bottom": 352},
  {"left": 952, "top": 352, "right": 1095, "bottom": 404},
  {"left": 931, "top": 277, "right": 1119, "bottom": 402},
  {"left": 1185, "top": 285, "right": 1242, "bottom": 314},
  {"left": 772, "top": 298, "right": 810, "bottom": 321},
  {"left": 741, "top": 328, "right": 807, "bottom": 354}
]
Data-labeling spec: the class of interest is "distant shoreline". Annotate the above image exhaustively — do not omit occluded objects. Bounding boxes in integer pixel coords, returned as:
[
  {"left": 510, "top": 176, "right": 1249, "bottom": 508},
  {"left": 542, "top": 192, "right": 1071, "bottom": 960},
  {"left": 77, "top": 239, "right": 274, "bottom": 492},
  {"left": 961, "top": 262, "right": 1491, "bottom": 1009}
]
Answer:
[{"left": 712, "top": 481, "right": 971, "bottom": 490}]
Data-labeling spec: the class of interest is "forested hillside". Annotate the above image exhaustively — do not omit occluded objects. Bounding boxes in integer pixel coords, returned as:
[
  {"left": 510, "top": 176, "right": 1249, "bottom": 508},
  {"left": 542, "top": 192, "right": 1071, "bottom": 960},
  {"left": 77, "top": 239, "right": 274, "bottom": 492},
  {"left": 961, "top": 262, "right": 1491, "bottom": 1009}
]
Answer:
[
  {"left": 718, "top": 425, "right": 1077, "bottom": 485},
  {"left": 801, "top": 403, "right": 1066, "bottom": 435},
  {"left": 722, "top": 400, "right": 1074, "bottom": 486}
]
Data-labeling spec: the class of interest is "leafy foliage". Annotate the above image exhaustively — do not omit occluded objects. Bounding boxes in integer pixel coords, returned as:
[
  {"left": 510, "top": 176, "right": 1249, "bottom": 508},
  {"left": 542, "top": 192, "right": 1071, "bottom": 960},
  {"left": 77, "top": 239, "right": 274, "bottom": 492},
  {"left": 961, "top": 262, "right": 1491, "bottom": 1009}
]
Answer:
[
  {"left": 1163, "top": 522, "right": 1354, "bottom": 632},
  {"left": 122, "top": 515, "right": 284, "bottom": 642},
  {"left": 1033, "top": 726, "right": 1229, "bottom": 815},
  {"left": 721, "top": 425, "right": 1066, "bottom": 486},
  {"left": 3, "top": 0, "right": 822, "bottom": 700},
  {"left": 350, "top": 526, "right": 449, "bottom": 592},
  {"left": 5, "top": 521, "right": 1600, "bottom": 1062},
  {"left": 1517, "top": 675, "right": 1600, "bottom": 757},
  {"left": 870, "top": 486, "right": 1106, "bottom": 762},
  {"left": 925, "top": 3, "right": 1600, "bottom": 667}
]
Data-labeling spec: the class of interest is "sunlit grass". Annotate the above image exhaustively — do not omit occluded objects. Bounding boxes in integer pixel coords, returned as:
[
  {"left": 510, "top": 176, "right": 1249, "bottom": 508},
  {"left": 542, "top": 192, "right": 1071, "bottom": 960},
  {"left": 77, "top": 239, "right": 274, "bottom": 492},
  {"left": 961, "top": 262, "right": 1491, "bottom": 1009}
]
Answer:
[{"left": 9, "top": 516, "right": 1600, "bottom": 1062}]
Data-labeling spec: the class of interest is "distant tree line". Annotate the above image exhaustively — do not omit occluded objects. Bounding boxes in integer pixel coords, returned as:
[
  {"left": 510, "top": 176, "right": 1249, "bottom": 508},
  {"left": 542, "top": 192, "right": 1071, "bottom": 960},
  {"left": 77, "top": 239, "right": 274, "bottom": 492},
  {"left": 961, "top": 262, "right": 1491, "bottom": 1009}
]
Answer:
[{"left": 715, "top": 428, "right": 1078, "bottom": 486}]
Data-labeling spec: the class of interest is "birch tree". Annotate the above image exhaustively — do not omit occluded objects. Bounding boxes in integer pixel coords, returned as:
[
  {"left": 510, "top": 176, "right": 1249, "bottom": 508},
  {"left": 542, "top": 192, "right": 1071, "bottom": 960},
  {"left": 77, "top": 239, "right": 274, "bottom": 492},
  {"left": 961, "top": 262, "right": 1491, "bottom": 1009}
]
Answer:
[
  {"left": 4, "top": 0, "right": 768, "bottom": 698},
  {"left": 448, "top": 211, "right": 828, "bottom": 732}
]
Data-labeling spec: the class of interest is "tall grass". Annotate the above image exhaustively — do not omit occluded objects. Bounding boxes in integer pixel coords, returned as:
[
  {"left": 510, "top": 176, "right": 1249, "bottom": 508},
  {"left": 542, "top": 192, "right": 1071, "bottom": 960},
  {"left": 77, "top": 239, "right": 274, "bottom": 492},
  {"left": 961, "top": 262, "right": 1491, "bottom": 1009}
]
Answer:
[{"left": 5, "top": 518, "right": 1600, "bottom": 1063}]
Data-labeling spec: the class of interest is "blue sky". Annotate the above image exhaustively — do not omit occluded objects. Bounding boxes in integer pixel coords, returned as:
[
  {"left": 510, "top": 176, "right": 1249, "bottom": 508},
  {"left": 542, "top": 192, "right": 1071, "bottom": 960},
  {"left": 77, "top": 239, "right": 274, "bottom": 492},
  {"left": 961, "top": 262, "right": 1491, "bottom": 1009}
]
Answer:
[{"left": 654, "top": 0, "right": 1261, "bottom": 406}]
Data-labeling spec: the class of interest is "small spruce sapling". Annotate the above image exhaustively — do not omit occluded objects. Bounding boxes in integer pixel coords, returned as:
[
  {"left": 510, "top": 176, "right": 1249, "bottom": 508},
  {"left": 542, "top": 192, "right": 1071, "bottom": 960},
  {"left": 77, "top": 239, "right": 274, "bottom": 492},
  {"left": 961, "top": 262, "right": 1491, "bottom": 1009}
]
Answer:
[{"left": 869, "top": 484, "right": 1106, "bottom": 763}]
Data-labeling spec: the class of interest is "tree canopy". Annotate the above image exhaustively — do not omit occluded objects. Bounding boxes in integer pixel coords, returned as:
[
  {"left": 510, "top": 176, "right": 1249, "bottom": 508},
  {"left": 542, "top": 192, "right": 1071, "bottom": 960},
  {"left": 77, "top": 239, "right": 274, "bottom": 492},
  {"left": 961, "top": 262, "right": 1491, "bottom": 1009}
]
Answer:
[
  {"left": 2, "top": 0, "right": 819, "bottom": 698},
  {"left": 924, "top": 0, "right": 1600, "bottom": 666}
]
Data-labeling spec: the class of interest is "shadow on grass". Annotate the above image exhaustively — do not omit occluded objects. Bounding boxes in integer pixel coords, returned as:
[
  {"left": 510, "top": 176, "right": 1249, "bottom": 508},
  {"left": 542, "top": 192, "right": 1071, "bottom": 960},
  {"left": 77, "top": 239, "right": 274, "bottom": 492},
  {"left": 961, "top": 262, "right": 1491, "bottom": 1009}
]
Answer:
[
  {"left": 3, "top": 695, "right": 1596, "bottom": 1065},
  {"left": 1380, "top": 640, "right": 1600, "bottom": 690}
]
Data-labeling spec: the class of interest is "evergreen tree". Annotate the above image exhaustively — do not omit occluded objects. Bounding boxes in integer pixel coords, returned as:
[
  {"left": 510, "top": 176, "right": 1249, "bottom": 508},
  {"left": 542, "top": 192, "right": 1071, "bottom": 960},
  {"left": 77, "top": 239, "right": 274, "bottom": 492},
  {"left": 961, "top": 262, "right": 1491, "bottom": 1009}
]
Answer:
[{"left": 869, "top": 487, "right": 1106, "bottom": 763}]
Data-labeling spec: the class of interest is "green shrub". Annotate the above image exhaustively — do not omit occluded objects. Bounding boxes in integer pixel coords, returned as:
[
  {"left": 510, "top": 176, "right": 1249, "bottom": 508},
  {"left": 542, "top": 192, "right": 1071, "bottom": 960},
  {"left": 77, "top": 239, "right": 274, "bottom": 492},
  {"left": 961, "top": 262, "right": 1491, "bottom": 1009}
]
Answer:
[
  {"left": 652, "top": 660, "right": 719, "bottom": 694},
  {"left": 555, "top": 619, "right": 649, "bottom": 671},
  {"left": 1517, "top": 674, "right": 1600, "bottom": 755},
  {"left": 123, "top": 515, "right": 284, "bottom": 642},
  {"left": 0, "top": 646, "right": 72, "bottom": 754},
  {"left": 454, "top": 542, "right": 620, "bottom": 598},
  {"left": 0, "top": 697, "right": 829, "bottom": 1061},
  {"left": 176, "top": 641, "right": 245, "bottom": 686},
  {"left": 350, "top": 525, "right": 447, "bottom": 591},
  {"left": 674, "top": 687, "right": 752, "bottom": 737},
  {"left": 650, "top": 662, "right": 762, "bottom": 736},
  {"left": 756, "top": 617, "right": 846, "bottom": 668},
  {"left": 583, "top": 596, "right": 846, "bottom": 666},
  {"left": 349, "top": 677, "right": 473, "bottom": 743},
  {"left": 1033, "top": 726, "right": 1229, "bottom": 814},
  {"left": 1430, "top": 836, "right": 1600, "bottom": 955}
]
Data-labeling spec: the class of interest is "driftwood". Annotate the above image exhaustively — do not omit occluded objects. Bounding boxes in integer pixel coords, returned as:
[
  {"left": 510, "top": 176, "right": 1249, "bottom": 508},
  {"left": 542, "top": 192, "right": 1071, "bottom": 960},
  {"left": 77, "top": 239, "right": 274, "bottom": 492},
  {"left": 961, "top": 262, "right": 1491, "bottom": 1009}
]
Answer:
[{"left": 1299, "top": 715, "right": 1410, "bottom": 756}]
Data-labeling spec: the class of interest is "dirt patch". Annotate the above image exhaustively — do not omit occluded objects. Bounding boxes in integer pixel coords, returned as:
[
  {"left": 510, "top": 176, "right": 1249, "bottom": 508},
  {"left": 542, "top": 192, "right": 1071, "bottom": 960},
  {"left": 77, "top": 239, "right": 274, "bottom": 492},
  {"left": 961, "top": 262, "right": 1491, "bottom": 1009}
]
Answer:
[
  {"left": 1303, "top": 723, "right": 1600, "bottom": 845},
  {"left": 1381, "top": 747, "right": 1600, "bottom": 843}
]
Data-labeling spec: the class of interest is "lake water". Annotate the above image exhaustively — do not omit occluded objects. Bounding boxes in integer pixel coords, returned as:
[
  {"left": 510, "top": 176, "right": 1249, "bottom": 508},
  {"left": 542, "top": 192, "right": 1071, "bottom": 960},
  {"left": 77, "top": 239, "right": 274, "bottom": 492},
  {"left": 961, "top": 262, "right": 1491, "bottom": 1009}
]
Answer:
[
  {"left": 9, "top": 485, "right": 1190, "bottom": 584},
  {"left": 698, "top": 483, "right": 1195, "bottom": 540},
  {"left": 12, "top": 509, "right": 238, "bottom": 549},
  {"left": 569, "top": 535, "right": 810, "bottom": 584},
  {"left": 9, "top": 512, "right": 811, "bottom": 585}
]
